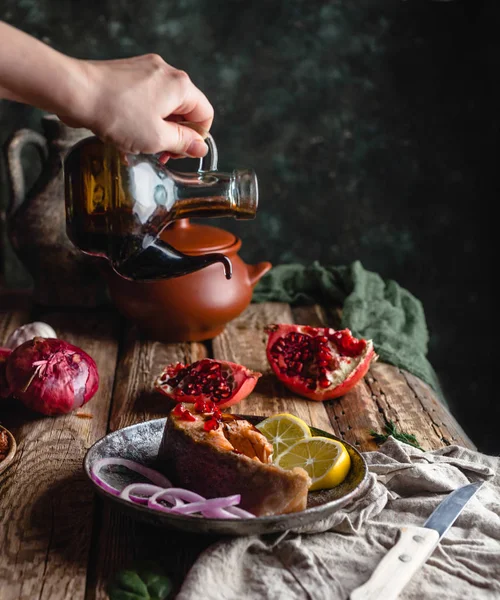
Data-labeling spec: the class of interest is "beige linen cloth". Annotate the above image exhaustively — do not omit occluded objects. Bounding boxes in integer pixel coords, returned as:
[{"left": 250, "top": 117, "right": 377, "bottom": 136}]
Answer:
[{"left": 177, "top": 438, "right": 500, "bottom": 600}]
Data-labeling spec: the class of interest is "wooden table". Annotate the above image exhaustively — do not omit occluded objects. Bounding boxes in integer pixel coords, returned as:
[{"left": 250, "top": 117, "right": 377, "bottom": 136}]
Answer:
[{"left": 0, "top": 298, "right": 474, "bottom": 600}]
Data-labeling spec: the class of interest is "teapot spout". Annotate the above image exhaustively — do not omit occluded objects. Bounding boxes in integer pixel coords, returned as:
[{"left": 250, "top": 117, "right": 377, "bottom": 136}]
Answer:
[{"left": 112, "top": 238, "right": 232, "bottom": 281}]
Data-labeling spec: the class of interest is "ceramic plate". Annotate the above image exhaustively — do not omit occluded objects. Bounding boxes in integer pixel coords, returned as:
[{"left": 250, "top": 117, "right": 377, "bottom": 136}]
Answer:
[
  {"left": 0, "top": 425, "right": 17, "bottom": 475},
  {"left": 83, "top": 416, "right": 369, "bottom": 536}
]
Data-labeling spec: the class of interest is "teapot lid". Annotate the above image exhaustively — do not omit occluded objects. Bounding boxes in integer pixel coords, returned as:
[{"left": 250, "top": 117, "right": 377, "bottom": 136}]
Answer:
[{"left": 160, "top": 218, "right": 238, "bottom": 254}]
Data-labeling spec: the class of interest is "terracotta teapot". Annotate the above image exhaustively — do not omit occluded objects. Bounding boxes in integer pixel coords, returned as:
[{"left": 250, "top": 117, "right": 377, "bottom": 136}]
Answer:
[
  {"left": 4, "top": 114, "right": 106, "bottom": 306},
  {"left": 103, "top": 218, "right": 272, "bottom": 342}
]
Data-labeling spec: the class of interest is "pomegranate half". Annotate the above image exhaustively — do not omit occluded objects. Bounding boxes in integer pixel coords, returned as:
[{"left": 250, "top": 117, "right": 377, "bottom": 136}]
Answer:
[
  {"left": 265, "top": 324, "right": 376, "bottom": 401},
  {"left": 155, "top": 358, "right": 261, "bottom": 409}
]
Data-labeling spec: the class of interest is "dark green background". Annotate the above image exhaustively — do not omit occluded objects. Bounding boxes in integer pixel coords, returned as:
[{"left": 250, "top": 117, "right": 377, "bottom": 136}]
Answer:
[{"left": 0, "top": 1, "right": 497, "bottom": 452}]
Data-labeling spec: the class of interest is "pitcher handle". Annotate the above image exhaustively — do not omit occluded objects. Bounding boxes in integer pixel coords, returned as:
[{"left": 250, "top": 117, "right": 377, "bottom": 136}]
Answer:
[
  {"left": 176, "top": 120, "right": 218, "bottom": 173},
  {"left": 5, "top": 129, "right": 49, "bottom": 216},
  {"left": 198, "top": 131, "right": 218, "bottom": 173}
]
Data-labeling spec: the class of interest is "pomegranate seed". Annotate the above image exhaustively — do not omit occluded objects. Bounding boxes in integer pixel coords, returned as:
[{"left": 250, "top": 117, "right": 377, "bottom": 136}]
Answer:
[
  {"left": 319, "top": 376, "right": 330, "bottom": 388},
  {"left": 172, "top": 404, "right": 196, "bottom": 421},
  {"left": 203, "top": 418, "right": 219, "bottom": 431}
]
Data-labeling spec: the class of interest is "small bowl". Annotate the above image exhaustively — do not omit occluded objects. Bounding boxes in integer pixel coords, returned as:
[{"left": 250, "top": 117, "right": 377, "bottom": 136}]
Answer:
[{"left": 0, "top": 425, "right": 17, "bottom": 475}]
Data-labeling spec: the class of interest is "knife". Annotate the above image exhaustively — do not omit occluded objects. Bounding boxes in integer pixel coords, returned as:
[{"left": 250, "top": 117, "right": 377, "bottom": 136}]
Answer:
[{"left": 349, "top": 481, "right": 483, "bottom": 600}]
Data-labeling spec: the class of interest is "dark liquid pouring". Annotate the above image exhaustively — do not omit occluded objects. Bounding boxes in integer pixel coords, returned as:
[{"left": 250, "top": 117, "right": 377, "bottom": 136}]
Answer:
[
  {"left": 114, "top": 236, "right": 233, "bottom": 281},
  {"left": 64, "top": 136, "right": 254, "bottom": 282}
]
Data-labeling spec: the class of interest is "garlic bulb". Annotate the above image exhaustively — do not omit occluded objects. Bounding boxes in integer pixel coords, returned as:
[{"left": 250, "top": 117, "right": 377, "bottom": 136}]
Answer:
[{"left": 5, "top": 322, "right": 57, "bottom": 350}]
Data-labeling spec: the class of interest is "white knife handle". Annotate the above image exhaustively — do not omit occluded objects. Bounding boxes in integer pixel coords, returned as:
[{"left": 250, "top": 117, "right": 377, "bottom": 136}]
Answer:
[{"left": 350, "top": 525, "right": 440, "bottom": 600}]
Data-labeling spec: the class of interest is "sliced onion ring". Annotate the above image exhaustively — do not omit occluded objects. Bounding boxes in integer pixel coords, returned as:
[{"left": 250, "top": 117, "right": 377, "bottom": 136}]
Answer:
[
  {"left": 151, "top": 488, "right": 206, "bottom": 504},
  {"left": 202, "top": 508, "right": 239, "bottom": 519},
  {"left": 119, "top": 483, "right": 165, "bottom": 505},
  {"left": 90, "top": 457, "right": 171, "bottom": 496},
  {"left": 224, "top": 506, "right": 256, "bottom": 519},
  {"left": 167, "top": 495, "right": 240, "bottom": 516},
  {"left": 147, "top": 488, "right": 206, "bottom": 514},
  {"left": 148, "top": 489, "right": 244, "bottom": 518},
  {"left": 90, "top": 457, "right": 256, "bottom": 519}
]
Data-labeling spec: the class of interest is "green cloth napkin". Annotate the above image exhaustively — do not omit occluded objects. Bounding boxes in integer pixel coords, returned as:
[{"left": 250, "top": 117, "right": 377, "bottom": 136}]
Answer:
[{"left": 252, "top": 260, "right": 442, "bottom": 397}]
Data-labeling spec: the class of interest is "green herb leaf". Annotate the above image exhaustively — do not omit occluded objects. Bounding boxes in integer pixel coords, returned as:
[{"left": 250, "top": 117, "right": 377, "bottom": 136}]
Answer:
[
  {"left": 107, "top": 563, "right": 173, "bottom": 600},
  {"left": 370, "top": 420, "right": 423, "bottom": 451},
  {"left": 139, "top": 570, "right": 173, "bottom": 600}
]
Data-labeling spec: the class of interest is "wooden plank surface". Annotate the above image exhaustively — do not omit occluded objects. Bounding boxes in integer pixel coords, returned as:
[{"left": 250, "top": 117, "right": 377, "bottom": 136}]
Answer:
[
  {"left": 212, "top": 303, "right": 334, "bottom": 433},
  {"left": 85, "top": 324, "right": 209, "bottom": 600},
  {"left": 295, "top": 304, "right": 474, "bottom": 451},
  {"left": 214, "top": 303, "right": 474, "bottom": 452},
  {"left": 0, "top": 308, "right": 119, "bottom": 600},
  {"left": 0, "top": 300, "right": 476, "bottom": 600}
]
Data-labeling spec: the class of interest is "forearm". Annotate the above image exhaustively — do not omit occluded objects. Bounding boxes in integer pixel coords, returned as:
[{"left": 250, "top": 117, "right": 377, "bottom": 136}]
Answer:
[
  {"left": 0, "top": 23, "right": 213, "bottom": 155},
  {"left": 0, "top": 21, "right": 89, "bottom": 118}
]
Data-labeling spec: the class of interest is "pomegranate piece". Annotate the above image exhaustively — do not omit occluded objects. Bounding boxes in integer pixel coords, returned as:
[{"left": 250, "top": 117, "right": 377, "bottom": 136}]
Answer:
[
  {"left": 265, "top": 324, "right": 377, "bottom": 401},
  {"left": 172, "top": 403, "right": 196, "bottom": 421},
  {"left": 154, "top": 358, "right": 261, "bottom": 409}
]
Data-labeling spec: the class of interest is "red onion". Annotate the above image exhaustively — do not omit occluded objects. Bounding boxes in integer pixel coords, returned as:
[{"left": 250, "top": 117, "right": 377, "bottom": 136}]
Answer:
[
  {"left": 170, "top": 496, "right": 241, "bottom": 515},
  {"left": 223, "top": 506, "right": 256, "bottom": 519},
  {"left": 119, "top": 483, "right": 166, "bottom": 505},
  {"left": 5, "top": 337, "right": 99, "bottom": 415},
  {"left": 148, "top": 488, "right": 242, "bottom": 519}
]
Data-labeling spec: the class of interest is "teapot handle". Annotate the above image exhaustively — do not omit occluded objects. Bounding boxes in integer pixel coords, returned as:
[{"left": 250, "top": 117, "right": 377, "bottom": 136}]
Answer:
[{"left": 5, "top": 129, "right": 49, "bottom": 216}]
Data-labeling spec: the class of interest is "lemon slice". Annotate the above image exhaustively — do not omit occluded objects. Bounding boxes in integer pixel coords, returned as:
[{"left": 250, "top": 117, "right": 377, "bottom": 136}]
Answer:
[
  {"left": 256, "top": 413, "right": 311, "bottom": 457},
  {"left": 275, "top": 436, "right": 351, "bottom": 491}
]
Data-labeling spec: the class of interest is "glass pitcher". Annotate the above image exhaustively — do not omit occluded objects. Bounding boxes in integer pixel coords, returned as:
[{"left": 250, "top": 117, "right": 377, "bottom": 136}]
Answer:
[{"left": 64, "top": 128, "right": 258, "bottom": 281}]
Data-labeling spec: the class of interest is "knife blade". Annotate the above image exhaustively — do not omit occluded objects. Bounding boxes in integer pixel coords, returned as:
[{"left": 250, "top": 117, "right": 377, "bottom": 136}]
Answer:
[{"left": 349, "top": 482, "right": 483, "bottom": 600}]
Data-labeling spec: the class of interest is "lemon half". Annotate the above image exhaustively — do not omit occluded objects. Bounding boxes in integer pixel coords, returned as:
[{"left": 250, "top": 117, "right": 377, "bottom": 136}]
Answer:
[
  {"left": 275, "top": 436, "right": 351, "bottom": 491},
  {"left": 256, "top": 413, "right": 311, "bottom": 457}
]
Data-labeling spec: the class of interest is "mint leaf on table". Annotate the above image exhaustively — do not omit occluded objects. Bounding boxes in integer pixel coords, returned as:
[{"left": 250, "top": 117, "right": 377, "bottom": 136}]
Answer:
[{"left": 107, "top": 565, "right": 173, "bottom": 600}]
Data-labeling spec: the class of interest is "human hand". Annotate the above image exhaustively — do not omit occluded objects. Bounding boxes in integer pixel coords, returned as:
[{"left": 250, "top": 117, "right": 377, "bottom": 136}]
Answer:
[{"left": 59, "top": 54, "right": 213, "bottom": 157}]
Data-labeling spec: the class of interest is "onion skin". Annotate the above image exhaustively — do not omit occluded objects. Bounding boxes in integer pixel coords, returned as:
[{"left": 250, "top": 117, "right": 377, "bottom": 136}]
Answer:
[{"left": 6, "top": 337, "right": 99, "bottom": 416}]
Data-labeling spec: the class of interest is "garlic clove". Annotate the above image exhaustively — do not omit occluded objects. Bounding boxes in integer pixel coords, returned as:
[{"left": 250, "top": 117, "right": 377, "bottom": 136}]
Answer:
[{"left": 5, "top": 322, "right": 57, "bottom": 350}]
